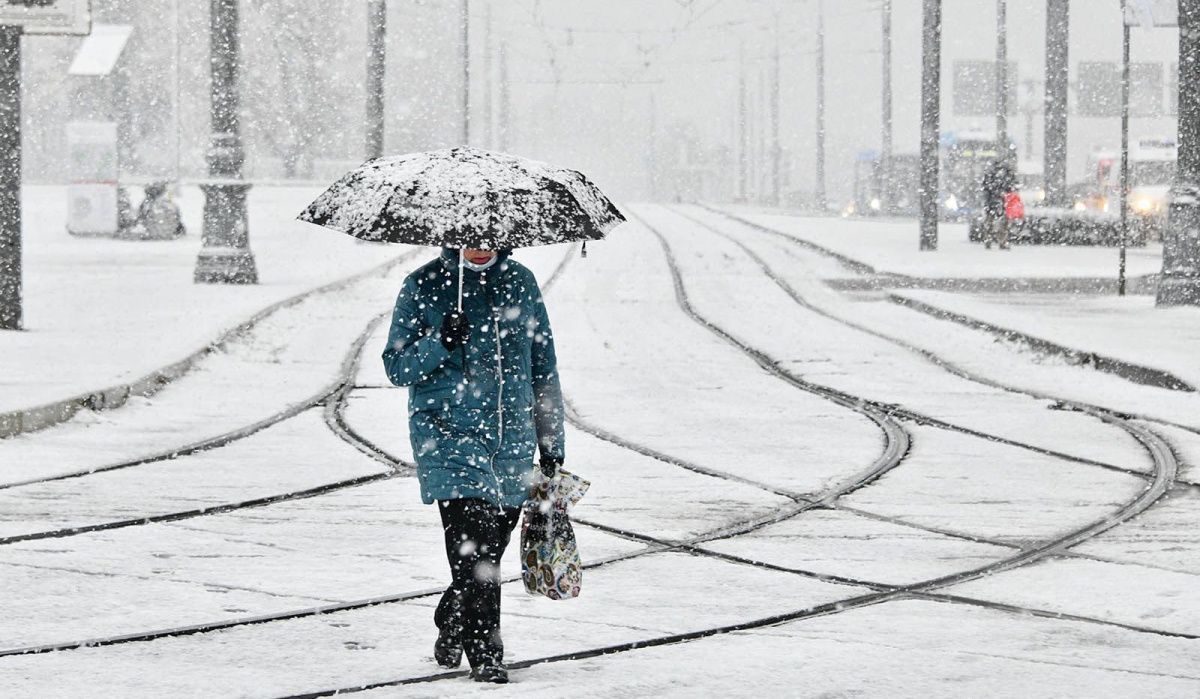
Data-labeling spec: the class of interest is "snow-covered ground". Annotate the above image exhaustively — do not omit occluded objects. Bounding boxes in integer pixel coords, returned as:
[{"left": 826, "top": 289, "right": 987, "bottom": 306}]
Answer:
[
  {"left": 1, "top": 186, "right": 401, "bottom": 416},
  {"left": 2, "top": 193, "right": 1199, "bottom": 697}
]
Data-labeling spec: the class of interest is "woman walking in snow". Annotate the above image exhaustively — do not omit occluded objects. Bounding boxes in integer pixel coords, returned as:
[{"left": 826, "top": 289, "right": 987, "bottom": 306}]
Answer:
[{"left": 382, "top": 246, "right": 565, "bottom": 684}]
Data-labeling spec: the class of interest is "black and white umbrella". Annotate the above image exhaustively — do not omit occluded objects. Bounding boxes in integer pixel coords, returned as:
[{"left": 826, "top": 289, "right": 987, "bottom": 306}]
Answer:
[{"left": 298, "top": 147, "right": 625, "bottom": 309}]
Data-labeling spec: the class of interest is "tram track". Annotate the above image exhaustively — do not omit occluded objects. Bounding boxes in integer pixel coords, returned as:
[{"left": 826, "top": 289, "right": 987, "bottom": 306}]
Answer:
[
  {"left": 0, "top": 314, "right": 410, "bottom": 548},
  {"left": 701, "top": 205, "right": 1200, "bottom": 442},
  {"left": 0, "top": 249, "right": 424, "bottom": 492},
  {"left": 1, "top": 239, "right": 1188, "bottom": 695},
  {"left": 271, "top": 211, "right": 1182, "bottom": 696},
  {"left": 0, "top": 243, "right": 909, "bottom": 657}
]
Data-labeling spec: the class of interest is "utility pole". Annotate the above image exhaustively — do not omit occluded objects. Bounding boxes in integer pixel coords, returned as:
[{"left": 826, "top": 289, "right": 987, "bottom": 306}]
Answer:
[
  {"left": 996, "top": 0, "right": 1008, "bottom": 151},
  {"left": 1158, "top": 0, "right": 1200, "bottom": 305},
  {"left": 1119, "top": 0, "right": 1131, "bottom": 296},
  {"left": 461, "top": 0, "right": 470, "bottom": 146},
  {"left": 815, "top": 0, "right": 827, "bottom": 211},
  {"left": 737, "top": 39, "right": 747, "bottom": 203},
  {"left": 1044, "top": 0, "right": 1070, "bottom": 207},
  {"left": 482, "top": 1, "right": 492, "bottom": 149},
  {"left": 365, "top": 0, "right": 386, "bottom": 160},
  {"left": 498, "top": 39, "right": 509, "bottom": 151},
  {"left": 880, "top": 0, "right": 893, "bottom": 213},
  {"left": 0, "top": 26, "right": 20, "bottom": 329},
  {"left": 195, "top": 0, "right": 257, "bottom": 285},
  {"left": 649, "top": 92, "right": 658, "bottom": 200},
  {"left": 919, "top": 0, "right": 942, "bottom": 250},
  {"left": 771, "top": 21, "right": 781, "bottom": 207}
]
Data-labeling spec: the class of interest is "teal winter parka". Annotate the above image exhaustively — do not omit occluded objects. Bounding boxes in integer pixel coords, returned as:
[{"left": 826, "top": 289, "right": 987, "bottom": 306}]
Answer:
[{"left": 382, "top": 248, "right": 565, "bottom": 508}]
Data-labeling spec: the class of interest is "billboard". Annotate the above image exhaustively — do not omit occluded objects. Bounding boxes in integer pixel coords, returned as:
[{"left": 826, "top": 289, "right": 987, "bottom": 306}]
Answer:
[
  {"left": 1124, "top": 0, "right": 1178, "bottom": 28},
  {"left": 0, "top": 0, "right": 91, "bottom": 35}
]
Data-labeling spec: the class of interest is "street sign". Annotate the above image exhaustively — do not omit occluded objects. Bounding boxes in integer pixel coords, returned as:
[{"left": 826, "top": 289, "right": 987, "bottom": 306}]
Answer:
[
  {"left": 1124, "top": 0, "right": 1178, "bottom": 28},
  {"left": 67, "top": 23, "right": 130, "bottom": 76},
  {"left": 0, "top": 0, "right": 90, "bottom": 35}
]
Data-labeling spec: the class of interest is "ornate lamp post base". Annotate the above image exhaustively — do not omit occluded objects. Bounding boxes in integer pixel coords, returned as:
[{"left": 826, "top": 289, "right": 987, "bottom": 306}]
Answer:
[
  {"left": 195, "top": 246, "right": 258, "bottom": 284},
  {"left": 195, "top": 182, "right": 257, "bottom": 284}
]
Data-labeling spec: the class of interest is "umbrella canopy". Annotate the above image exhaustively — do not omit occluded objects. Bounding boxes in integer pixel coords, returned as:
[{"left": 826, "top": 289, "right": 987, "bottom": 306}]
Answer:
[{"left": 297, "top": 146, "right": 625, "bottom": 249}]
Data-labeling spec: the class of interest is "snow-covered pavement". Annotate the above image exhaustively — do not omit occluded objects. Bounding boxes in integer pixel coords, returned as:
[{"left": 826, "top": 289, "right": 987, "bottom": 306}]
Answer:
[{"left": 1, "top": 199, "right": 1199, "bottom": 697}]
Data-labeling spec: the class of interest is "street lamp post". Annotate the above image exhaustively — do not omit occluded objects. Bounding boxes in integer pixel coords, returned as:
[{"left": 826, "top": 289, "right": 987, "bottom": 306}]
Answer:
[
  {"left": 815, "top": 0, "right": 827, "bottom": 212},
  {"left": 195, "top": 0, "right": 257, "bottom": 285},
  {"left": 771, "top": 20, "right": 781, "bottom": 207},
  {"left": 880, "top": 0, "right": 893, "bottom": 214},
  {"left": 0, "top": 26, "right": 20, "bottom": 329},
  {"left": 996, "top": 0, "right": 1008, "bottom": 149},
  {"left": 365, "top": 0, "right": 386, "bottom": 160},
  {"left": 918, "top": 0, "right": 942, "bottom": 251},
  {"left": 1044, "top": 0, "right": 1070, "bottom": 207},
  {"left": 461, "top": 0, "right": 470, "bottom": 146},
  {"left": 1158, "top": 0, "right": 1200, "bottom": 306}
]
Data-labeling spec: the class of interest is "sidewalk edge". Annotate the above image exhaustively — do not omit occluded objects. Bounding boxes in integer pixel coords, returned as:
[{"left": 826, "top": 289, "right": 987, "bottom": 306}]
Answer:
[
  {"left": 889, "top": 292, "right": 1195, "bottom": 393},
  {"left": 0, "top": 249, "right": 416, "bottom": 440}
]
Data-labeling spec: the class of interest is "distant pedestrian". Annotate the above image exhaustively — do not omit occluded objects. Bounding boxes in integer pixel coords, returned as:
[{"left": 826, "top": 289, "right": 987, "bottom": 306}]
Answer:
[
  {"left": 981, "top": 159, "right": 1017, "bottom": 250},
  {"left": 382, "top": 246, "right": 565, "bottom": 685}
]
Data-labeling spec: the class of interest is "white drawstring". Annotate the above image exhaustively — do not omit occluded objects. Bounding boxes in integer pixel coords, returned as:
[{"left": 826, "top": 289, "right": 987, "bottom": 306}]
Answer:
[{"left": 457, "top": 247, "right": 465, "bottom": 312}]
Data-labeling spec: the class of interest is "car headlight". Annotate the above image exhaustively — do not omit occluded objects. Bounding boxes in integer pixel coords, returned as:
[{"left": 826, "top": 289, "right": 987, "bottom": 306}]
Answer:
[
  {"left": 1131, "top": 196, "right": 1158, "bottom": 214},
  {"left": 869, "top": 197, "right": 882, "bottom": 211},
  {"left": 1073, "top": 200, "right": 1087, "bottom": 211},
  {"left": 944, "top": 195, "right": 959, "bottom": 211}
]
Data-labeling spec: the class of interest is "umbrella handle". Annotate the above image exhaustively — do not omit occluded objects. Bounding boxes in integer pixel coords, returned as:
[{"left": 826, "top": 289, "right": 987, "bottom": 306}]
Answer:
[{"left": 457, "top": 247, "right": 464, "bottom": 312}]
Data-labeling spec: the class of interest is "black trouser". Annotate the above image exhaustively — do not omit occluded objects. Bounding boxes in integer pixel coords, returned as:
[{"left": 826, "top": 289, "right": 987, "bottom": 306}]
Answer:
[{"left": 435, "top": 497, "right": 521, "bottom": 667}]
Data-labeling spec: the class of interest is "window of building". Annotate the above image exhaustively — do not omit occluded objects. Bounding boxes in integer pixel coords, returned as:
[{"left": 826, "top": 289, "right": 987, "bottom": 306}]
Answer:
[
  {"left": 1077, "top": 61, "right": 1120, "bottom": 117},
  {"left": 1131, "top": 62, "right": 1163, "bottom": 117},
  {"left": 953, "top": 60, "right": 1017, "bottom": 117}
]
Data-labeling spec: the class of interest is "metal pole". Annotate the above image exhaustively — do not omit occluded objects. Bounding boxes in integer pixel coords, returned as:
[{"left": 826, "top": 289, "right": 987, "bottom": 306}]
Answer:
[
  {"left": 771, "top": 20, "right": 781, "bottom": 207},
  {"left": 482, "top": 0, "right": 492, "bottom": 149},
  {"left": 815, "top": 0, "right": 827, "bottom": 212},
  {"left": 1157, "top": 0, "right": 1200, "bottom": 305},
  {"left": 1119, "top": 9, "right": 1130, "bottom": 297},
  {"left": 365, "top": 0, "right": 386, "bottom": 160},
  {"left": 996, "top": 0, "right": 1008, "bottom": 150},
  {"left": 498, "top": 39, "right": 509, "bottom": 150},
  {"left": 1023, "top": 78, "right": 1037, "bottom": 161},
  {"left": 1044, "top": 0, "right": 1070, "bottom": 207},
  {"left": 738, "top": 39, "right": 747, "bottom": 202},
  {"left": 173, "top": 0, "right": 182, "bottom": 183},
  {"left": 649, "top": 91, "right": 658, "bottom": 200},
  {"left": 0, "top": 26, "right": 21, "bottom": 330},
  {"left": 462, "top": 0, "right": 470, "bottom": 146},
  {"left": 881, "top": 0, "right": 893, "bottom": 213},
  {"left": 919, "top": 0, "right": 942, "bottom": 250},
  {"left": 195, "top": 0, "right": 257, "bottom": 284}
]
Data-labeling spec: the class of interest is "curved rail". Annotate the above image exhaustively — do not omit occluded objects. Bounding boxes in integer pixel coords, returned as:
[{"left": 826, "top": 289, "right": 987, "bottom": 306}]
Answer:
[{"left": 0, "top": 249, "right": 423, "bottom": 491}]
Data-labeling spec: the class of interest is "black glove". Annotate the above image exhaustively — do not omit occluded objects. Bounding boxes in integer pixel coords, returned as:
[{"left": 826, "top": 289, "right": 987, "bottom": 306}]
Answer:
[
  {"left": 540, "top": 455, "right": 564, "bottom": 478},
  {"left": 440, "top": 312, "right": 469, "bottom": 352}
]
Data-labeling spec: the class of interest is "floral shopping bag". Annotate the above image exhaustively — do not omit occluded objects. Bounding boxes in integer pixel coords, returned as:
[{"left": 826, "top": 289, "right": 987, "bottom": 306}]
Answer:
[{"left": 521, "top": 470, "right": 589, "bottom": 600}]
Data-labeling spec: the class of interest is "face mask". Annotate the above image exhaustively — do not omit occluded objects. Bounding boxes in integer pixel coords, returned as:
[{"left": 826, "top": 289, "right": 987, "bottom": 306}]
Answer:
[{"left": 463, "top": 254, "right": 498, "bottom": 272}]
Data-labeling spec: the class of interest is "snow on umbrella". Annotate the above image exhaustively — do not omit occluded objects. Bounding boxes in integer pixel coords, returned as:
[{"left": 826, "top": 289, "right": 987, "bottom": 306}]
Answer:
[{"left": 297, "top": 146, "right": 625, "bottom": 309}]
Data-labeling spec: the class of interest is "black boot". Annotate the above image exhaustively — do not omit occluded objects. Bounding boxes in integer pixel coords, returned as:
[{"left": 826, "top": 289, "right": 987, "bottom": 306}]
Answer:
[
  {"left": 470, "top": 663, "right": 509, "bottom": 684},
  {"left": 434, "top": 625, "right": 462, "bottom": 669}
]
